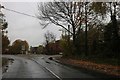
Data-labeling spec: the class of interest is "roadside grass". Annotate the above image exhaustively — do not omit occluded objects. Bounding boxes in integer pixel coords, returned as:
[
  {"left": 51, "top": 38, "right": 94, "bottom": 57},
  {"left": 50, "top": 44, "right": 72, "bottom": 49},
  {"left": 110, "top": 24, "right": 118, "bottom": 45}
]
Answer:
[
  {"left": 58, "top": 55, "right": 120, "bottom": 76},
  {"left": 86, "top": 58, "right": 119, "bottom": 66},
  {"left": 2, "top": 58, "right": 8, "bottom": 67},
  {"left": 63, "top": 55, "right": 119, "bottom": 66}
]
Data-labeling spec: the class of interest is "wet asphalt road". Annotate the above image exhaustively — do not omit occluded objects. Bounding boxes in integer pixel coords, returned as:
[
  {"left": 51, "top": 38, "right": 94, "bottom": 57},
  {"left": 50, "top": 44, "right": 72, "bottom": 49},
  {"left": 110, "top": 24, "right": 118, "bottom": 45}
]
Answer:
[
  {"left": 2, "top": 55, "right": 118, "bottom": 80},
  {"left": 2, "top": 55, "right": 55, "bottom": 78}
]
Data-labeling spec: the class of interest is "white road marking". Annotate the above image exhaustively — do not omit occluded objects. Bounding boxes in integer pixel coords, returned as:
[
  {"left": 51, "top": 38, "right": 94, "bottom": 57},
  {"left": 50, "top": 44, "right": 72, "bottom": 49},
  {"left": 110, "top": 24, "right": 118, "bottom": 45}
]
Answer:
[
  {"left": 31, "top": 58, "right": 62, "bottom": 80},
  {"left": 45, "top": 67, "right": 62, "bottom": 80}
]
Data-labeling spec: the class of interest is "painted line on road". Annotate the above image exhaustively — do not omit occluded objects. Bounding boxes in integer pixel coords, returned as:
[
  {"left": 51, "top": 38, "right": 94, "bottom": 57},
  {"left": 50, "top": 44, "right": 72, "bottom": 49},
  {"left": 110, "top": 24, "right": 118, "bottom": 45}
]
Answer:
[
  {"left": 31, "top": 58, "right": 62, "bottom": 80},
  {"left": 45, "top": 67, "right": 62, "bottom": 80}
]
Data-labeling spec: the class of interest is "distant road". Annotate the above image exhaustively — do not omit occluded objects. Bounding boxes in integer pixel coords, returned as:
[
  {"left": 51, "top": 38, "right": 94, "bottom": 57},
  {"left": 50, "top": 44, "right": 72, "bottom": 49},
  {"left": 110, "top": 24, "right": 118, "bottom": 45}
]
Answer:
[{"left": 2, "top": 55, "right": 118, "bottom": 80}]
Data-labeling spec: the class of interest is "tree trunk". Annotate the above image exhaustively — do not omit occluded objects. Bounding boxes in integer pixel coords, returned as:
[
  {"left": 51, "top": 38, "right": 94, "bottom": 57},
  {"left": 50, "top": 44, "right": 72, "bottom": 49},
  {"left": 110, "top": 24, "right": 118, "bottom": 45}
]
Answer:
[{"left": 85, "top": 2, "right": 88, "bottom": 56}]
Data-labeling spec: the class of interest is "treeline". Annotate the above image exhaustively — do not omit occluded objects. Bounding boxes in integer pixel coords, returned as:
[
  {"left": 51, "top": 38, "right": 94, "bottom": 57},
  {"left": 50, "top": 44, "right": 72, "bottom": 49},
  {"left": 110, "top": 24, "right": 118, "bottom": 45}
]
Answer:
[
  {"left": 43, "top": 31, "right": 62, "bottom": 55},
  {"left": 8, "top": 39, "right": 29, "bottom": 54},
  {"left": 60, "top": 21, "right": 120, "bottom": 58},
  {"left": 0, "top": 12, "right": 10, "bottom": 54},
  {"left": 38, "top": 2, "right": 120, "bottom": 58}
]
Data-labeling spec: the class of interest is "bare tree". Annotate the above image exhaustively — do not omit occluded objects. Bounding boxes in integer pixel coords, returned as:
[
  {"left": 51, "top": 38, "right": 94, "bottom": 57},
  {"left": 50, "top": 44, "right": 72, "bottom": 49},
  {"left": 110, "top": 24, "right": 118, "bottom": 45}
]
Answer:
[
  {"left": 44, "top": 31, "right": 56, "bottom": 45},
  {"left": 37, "top": 1, "right": 86, "bottom": 45},
  {"left": 37, "top": 1, "right": 106, "bottom": 55},
  {"left": 44, "top": 31, "right": 56, "bottom": 54}
]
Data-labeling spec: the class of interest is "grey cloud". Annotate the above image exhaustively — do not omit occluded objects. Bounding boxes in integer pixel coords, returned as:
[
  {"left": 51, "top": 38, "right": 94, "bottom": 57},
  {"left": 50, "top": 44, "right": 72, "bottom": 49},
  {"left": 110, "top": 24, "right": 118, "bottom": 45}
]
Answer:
[{"left": 2, "top": 2, "right": 61, "bottom": 46}]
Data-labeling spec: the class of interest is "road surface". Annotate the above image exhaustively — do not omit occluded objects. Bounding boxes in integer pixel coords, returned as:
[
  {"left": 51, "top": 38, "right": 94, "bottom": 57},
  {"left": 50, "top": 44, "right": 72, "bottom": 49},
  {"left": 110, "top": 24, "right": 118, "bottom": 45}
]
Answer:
[{"left": 2, "top": 55, "right": 118, "bottom": 80}]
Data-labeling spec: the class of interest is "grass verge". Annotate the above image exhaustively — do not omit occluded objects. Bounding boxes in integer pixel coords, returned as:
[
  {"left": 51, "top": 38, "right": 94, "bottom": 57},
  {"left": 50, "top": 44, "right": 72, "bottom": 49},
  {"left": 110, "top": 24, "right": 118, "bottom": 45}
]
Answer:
[
  {"left": 56, "top": 56, "right": 120, "bottom": 77},
  {"left": 2, "top": 58, "right": 8, "bottom": 67}
]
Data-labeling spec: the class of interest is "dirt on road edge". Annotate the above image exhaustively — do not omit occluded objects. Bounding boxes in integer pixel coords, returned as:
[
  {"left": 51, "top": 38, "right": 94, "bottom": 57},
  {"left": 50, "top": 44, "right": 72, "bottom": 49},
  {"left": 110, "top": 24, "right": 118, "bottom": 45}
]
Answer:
[{"left": 55, "top": 58, "right": 120, "bottom": 77}]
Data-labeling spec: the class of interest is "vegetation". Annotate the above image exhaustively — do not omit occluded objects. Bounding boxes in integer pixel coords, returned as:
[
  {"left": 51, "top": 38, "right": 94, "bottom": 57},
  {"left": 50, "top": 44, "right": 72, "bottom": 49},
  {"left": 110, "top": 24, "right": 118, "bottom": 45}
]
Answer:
[
  {"left": 0, "top": 10, "right": 10, "bottom": 54},
  {"left": 43, "top": 31, "right": 56, "bottom": 54},
  {"left": 2, "top": 58, "right": 8, "bottom": 67},
  {"left": 2, "top": 35, "right": 10, "bottom": 54},
  {"left": 9, "top": 39, "right": 29, "bottom": 54},
  {"left": 38, "top": 1, "right": 120, "bottom": 62}
]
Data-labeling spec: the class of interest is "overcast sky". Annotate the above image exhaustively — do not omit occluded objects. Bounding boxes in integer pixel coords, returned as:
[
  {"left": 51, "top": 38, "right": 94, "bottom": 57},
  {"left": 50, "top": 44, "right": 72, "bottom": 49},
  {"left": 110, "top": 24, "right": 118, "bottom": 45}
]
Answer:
[{"left": 1, "top": 2, "right": 62, "bottom": 47}]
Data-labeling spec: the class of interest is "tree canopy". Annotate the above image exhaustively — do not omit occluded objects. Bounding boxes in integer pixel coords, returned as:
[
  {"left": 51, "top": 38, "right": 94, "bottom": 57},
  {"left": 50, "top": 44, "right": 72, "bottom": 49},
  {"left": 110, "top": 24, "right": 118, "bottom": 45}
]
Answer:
[{"left": 10, "top": 39, "right": 29, "bottom": 54}]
